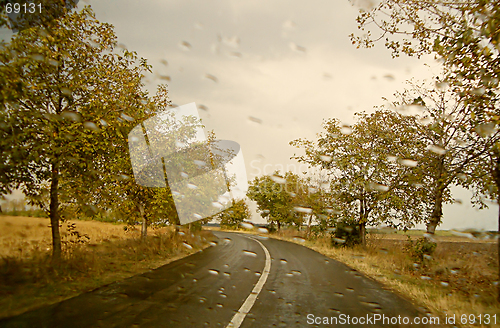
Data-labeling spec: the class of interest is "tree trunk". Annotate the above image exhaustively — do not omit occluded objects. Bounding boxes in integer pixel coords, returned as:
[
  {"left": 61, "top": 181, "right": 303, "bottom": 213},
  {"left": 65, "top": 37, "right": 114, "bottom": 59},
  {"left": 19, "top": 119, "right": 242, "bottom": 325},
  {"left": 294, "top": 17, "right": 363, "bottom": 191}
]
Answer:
[
  {"left": 427, "top": 157, "right": 446, "bottom": 235},
  {"left": 141, "top": 216, "right": 147, "bottom": 238},
  {"left": 359, "top": 221, "right": 366, "bottom": 245},
  {"left": 359, "top": 197, "right": 367, "bottom": 245},
  {"left": 173, "top": 214, "right": 180, "bottom": 233},
  {"left": 277, "top": 220, "right": 281, "bottom": 232},
  {"left": 427, "top": 187, "right": 444, "bottom": 234},
  {"left": 306, "top": 214, "right": 313, "bottom": 239},
  {"left": 49, "top": 160, "right": 62, "bottom": 262},
  {"left": 136, "top": 203, "right": 147, "bottom": 239}
]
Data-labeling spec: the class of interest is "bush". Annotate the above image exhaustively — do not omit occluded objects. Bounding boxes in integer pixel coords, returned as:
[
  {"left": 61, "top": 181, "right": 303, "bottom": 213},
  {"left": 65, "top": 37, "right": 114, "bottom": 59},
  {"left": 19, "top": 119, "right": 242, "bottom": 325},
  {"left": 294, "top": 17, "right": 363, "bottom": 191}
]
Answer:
[
  {"left": 308, "top": 225, "right": 327, "bottom": 240},
  {"left": 188, "top": 221, "right": 203, "bottom": 232},
  {"left": 330, "top": 221, "right": 363, "bottom": 248},
  {"left": 404, "top": 236, "right": 437, "bottom": 263},
  {"left": 266, "top": 223, "right": 277, "bottom": 233}
]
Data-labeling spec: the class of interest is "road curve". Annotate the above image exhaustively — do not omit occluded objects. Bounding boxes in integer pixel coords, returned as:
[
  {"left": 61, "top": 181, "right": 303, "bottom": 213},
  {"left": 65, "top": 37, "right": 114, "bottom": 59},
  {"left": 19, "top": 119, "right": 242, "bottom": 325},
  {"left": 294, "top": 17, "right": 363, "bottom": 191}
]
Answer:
[{"left": 0, "top": 231, "right": 431, "bottom": 327}]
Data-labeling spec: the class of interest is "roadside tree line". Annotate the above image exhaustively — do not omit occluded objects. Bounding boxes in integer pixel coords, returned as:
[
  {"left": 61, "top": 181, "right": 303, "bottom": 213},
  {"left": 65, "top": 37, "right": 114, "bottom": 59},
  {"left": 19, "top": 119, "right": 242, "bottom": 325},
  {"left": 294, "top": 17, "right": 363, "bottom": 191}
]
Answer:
[{"left": 247, "top": 80, "right": 499, "bottom": 243}]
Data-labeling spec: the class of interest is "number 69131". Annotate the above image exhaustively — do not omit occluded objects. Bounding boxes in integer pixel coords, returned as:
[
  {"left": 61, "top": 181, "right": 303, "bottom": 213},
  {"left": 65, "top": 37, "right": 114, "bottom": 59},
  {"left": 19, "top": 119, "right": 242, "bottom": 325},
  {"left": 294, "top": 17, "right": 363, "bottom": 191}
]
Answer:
[{"left": 5, "top": 2, "right": 42, "bottom": 14}]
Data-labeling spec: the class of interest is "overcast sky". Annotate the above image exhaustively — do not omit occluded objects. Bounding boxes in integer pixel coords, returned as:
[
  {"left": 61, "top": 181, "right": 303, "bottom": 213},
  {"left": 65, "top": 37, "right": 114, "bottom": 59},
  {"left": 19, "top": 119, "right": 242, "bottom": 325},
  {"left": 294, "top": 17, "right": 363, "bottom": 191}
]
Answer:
[{"left": 2, "top": 0, "right": 497, "bottom": 230}]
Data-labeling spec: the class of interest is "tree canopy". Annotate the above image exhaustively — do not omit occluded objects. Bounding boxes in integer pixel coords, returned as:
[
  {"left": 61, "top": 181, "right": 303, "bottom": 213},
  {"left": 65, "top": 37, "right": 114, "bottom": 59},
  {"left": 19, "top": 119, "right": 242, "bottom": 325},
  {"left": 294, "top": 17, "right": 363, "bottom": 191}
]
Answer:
[
  {"left": 350, "top": 0, "right": 500, "bottom": 123},
  {"left": 387, "top": 77, "right": 500, "bottom": 233}
]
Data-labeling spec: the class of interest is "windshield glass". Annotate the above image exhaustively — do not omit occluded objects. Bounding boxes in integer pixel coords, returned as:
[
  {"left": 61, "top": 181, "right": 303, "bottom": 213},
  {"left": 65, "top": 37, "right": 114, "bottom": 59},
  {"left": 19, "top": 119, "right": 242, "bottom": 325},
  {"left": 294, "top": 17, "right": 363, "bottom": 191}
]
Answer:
[{"left": 1, "top": 1, "right": 498, "bottom": 327}]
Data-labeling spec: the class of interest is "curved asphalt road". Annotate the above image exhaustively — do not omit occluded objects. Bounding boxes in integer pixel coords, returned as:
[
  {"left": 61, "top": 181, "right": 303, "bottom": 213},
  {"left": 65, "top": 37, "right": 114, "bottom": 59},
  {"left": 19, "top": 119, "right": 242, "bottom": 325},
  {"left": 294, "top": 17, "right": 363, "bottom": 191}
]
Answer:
[{"left": 0, "top": 231, "right": 432, "bottom": 327}]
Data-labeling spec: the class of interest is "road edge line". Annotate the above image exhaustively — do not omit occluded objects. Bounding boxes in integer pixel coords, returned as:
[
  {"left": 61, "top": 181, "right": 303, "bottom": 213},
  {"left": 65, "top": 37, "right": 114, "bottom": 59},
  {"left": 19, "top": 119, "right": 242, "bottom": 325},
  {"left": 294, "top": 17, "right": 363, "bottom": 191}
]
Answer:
[{"left": 226, "top": 237, "right": 271, "bottom": 328}]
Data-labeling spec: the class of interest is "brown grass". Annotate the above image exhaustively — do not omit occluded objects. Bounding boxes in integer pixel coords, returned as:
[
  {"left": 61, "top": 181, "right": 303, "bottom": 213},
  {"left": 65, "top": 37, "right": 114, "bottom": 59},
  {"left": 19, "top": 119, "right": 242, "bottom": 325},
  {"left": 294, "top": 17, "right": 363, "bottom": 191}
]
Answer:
[
  {"left": 229, "top": 227, "right": 499, "bottom": 327},
  {"left": 0, "top": 216, "right": 139, "bottom": 258},
  {"left": 0, "top": 216, "right": 215, "bottom": 319}
]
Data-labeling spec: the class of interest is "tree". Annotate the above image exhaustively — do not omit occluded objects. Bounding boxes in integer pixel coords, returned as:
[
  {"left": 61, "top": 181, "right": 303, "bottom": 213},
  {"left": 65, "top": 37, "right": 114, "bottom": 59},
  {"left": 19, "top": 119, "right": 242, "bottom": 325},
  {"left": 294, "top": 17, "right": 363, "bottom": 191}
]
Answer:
[
  {"left": 216, "top": 199, "right": 251, "bottom": 229},
  {"left": 291, "top": 110, "right": 431, "bottom": 244},
  {"left": 350, "top": 1, "right": 500, "bottom": 299},
  {"left": 98, "top": 88, "right": 208, "bottom": 238},
  {"left": 286, "top": 173, "right": 331, "bottom": 236},
  {"left": 279, "top": 172, "right": 308, "bottom": 229},
  {"left": 247, "top": 171, "right": 298, "bottom": 230},
  {"left": 88, "top": 91, "right": 233, "bottom": 238},
  {"left": 388, "top": 77, "right": 500, "bottom": 234},
  {"left": 0, "top": 6, "right": 152, "bottom": 260},
  {"left": 247, "top": 170, "right": 332, "bottom": 232},
  {"left": 165, "top": 131, "right": 233, "bottom": 229},
  {"left": 247, "top": 172, "right": 293, "bottom": 231}
]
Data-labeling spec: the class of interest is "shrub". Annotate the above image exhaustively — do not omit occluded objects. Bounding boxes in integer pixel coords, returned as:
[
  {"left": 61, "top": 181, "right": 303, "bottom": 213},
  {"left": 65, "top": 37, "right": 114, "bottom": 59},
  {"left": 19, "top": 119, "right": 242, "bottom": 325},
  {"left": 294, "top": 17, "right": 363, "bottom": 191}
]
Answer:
[
  {"left": 308, "top": 225, "right": 327, "bottom": 240},
  {"left": 403, "top": 236, "right": 437, "bottom": 263},
  {"left": 188, "top": 221, "right": 203, "bottom": 232},
  {"left": 266, "top": 223, "right": 277, "bottom": 233},
  {"left": 330, "top": 220, "right": 363, "bottom": 248}
]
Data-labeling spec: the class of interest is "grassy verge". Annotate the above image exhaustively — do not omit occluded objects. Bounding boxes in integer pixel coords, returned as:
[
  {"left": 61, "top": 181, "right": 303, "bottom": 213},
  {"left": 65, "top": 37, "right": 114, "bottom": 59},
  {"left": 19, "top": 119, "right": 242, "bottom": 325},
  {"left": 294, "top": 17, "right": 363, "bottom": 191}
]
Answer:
[
  {"left": 0, "top": 215, "right": 137, "bottom": 258},
  {"left": 0, "top": 217, "right": 215, "bottom": 319},
  {"left": 219, "top": 227, "right": 499, "bottom": 327}
]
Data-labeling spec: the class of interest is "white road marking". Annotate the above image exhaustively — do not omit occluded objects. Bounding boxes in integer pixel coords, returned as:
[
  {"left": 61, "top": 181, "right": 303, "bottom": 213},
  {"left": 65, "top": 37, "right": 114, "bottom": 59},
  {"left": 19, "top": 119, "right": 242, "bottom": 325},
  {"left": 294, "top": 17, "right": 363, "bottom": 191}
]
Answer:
[{"left": 226, "top": 236, "right": 271, "bottom": 328}]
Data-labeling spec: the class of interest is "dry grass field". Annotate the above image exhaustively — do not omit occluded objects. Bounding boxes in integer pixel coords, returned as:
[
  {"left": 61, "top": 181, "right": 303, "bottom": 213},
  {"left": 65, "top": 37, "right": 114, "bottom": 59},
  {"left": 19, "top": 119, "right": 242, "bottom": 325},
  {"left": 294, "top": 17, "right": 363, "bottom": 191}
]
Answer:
[
  {"left": 316, "top": 237, "right": 498, "bottom": 327},
  {"left": 0, "top": 216, "right": 140, "bottom": 258},
  {"left": 0, "top": 215, "right": 213, "bottom": 319},
  {"left": 224, "top": 227, "right": 499, "bottom": 327}
]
